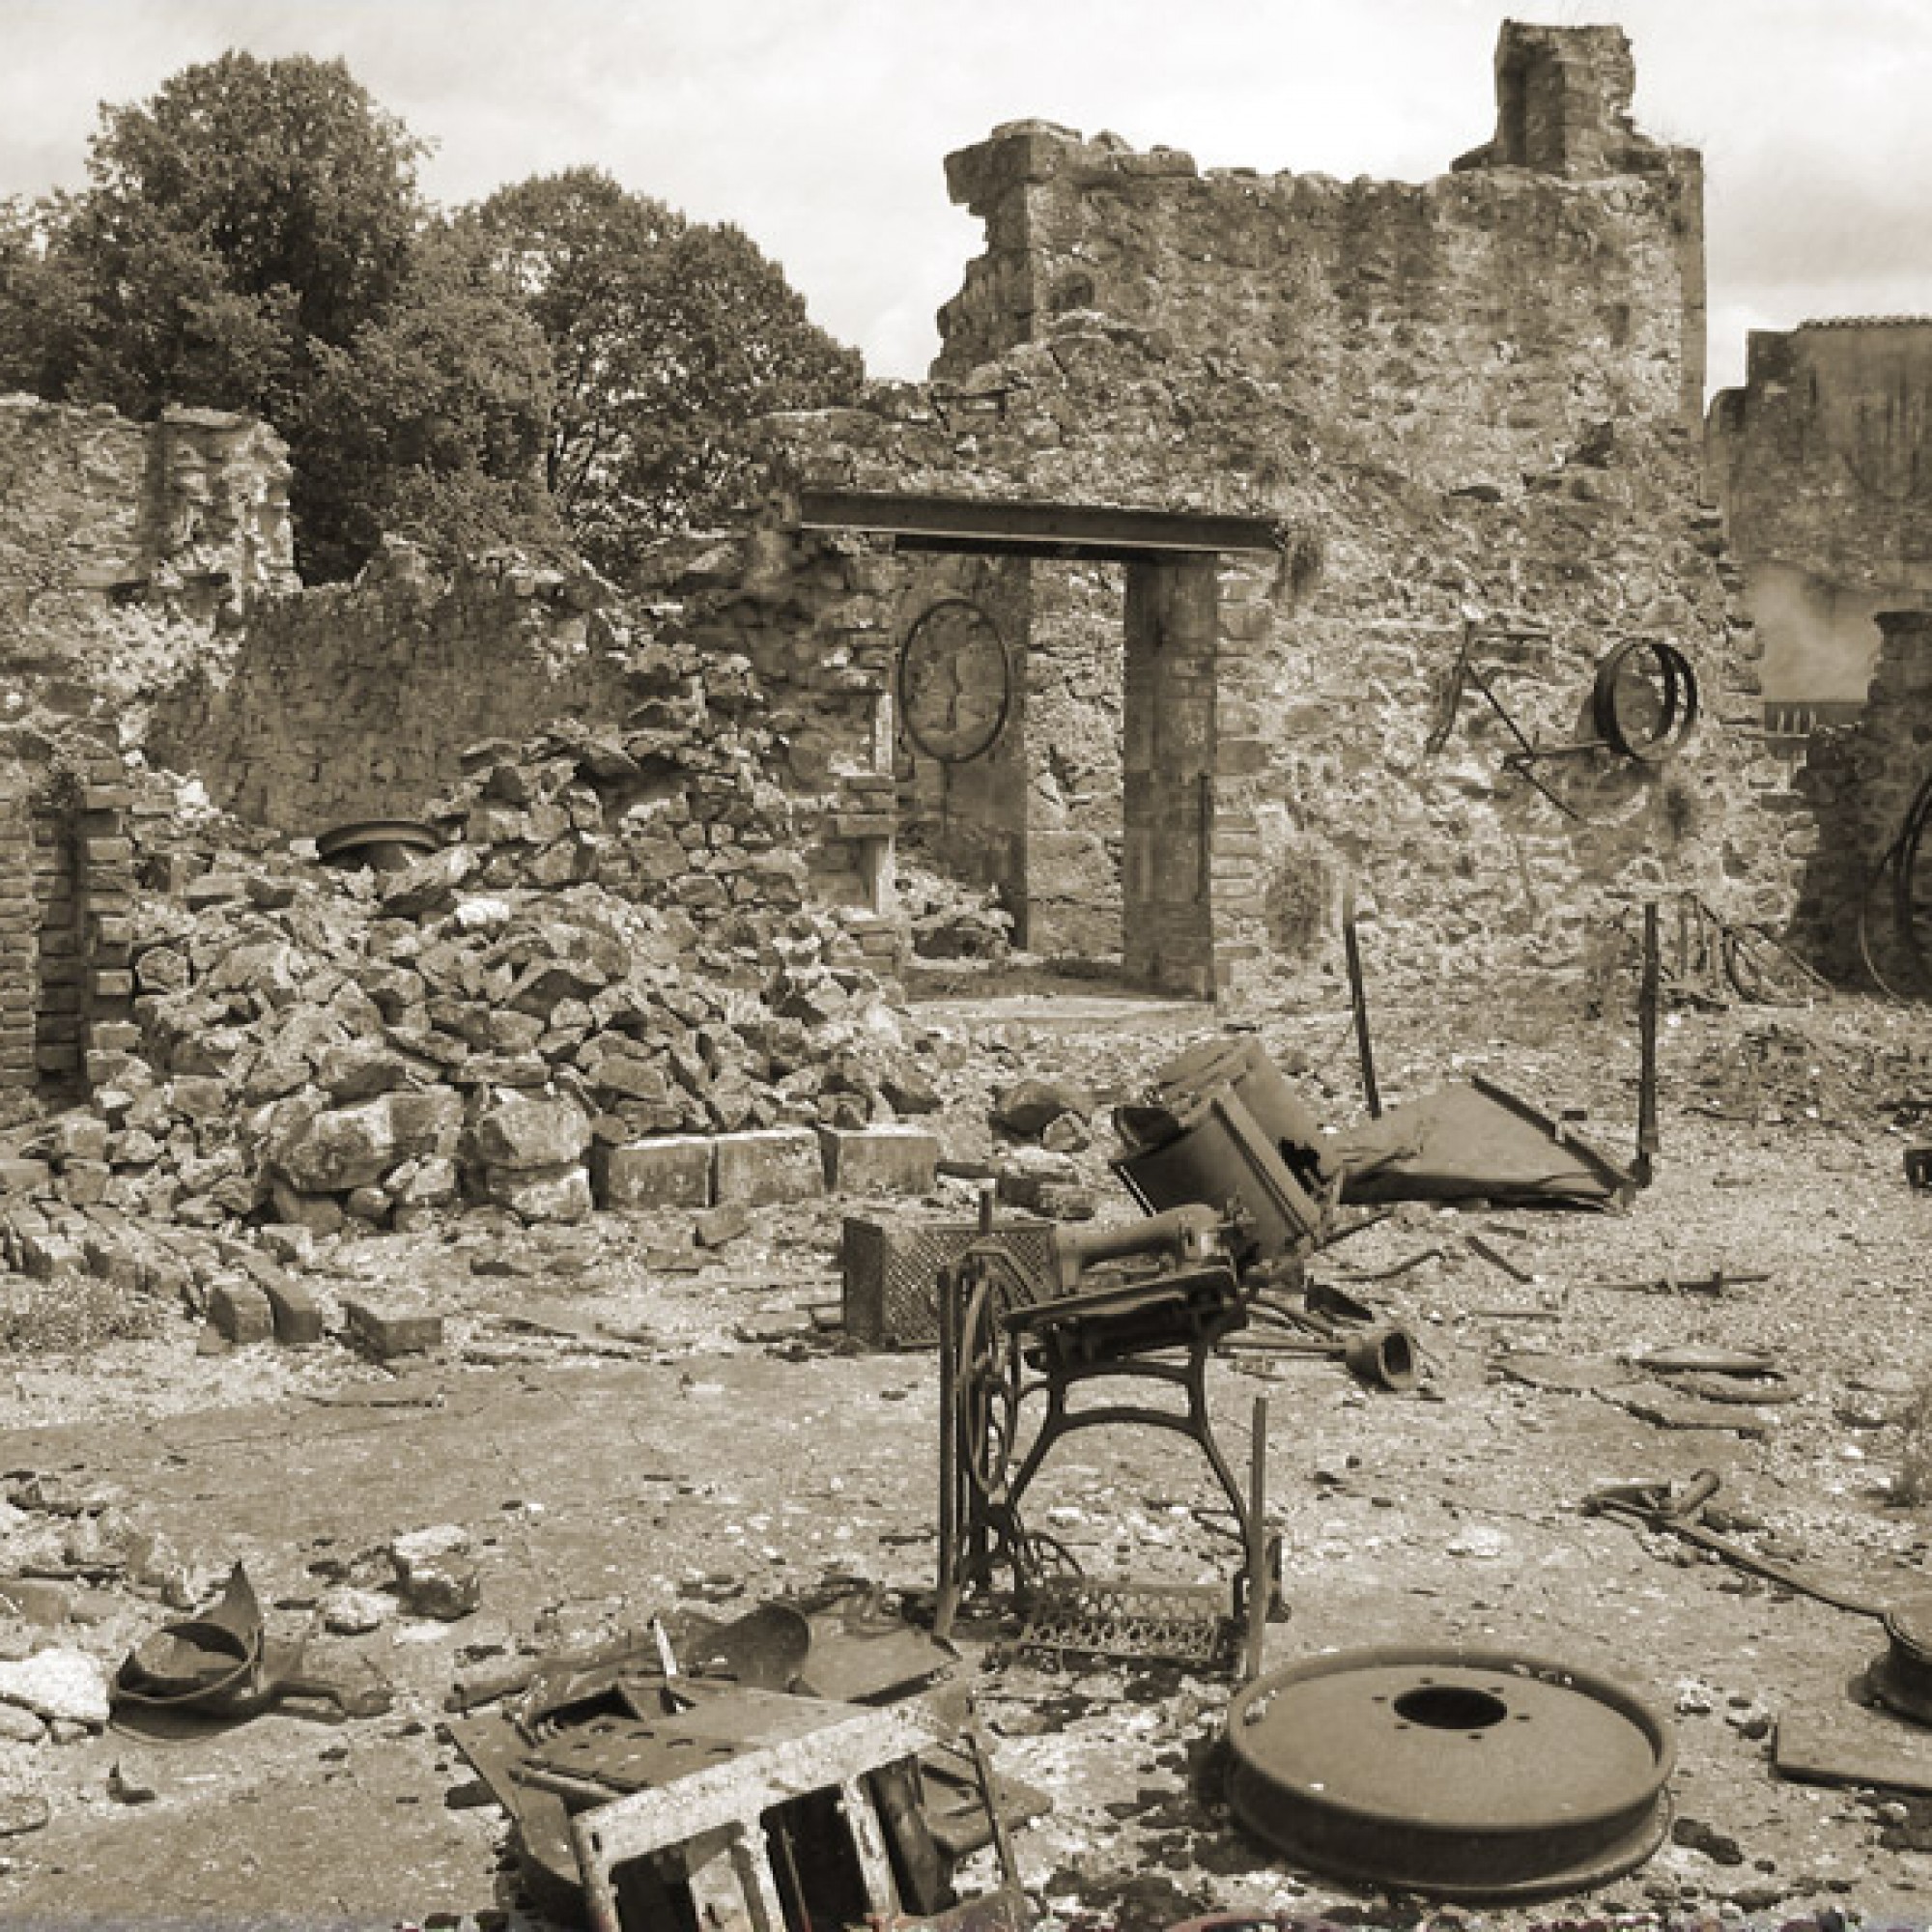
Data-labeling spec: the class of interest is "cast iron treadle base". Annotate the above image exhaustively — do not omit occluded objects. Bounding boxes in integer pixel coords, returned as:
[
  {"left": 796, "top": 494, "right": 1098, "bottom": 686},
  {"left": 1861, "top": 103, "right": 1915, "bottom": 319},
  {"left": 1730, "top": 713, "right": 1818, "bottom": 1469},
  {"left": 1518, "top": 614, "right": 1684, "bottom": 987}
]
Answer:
[{"left": 1018, "top": 1576, "right": 1234, "bottom": 1669}]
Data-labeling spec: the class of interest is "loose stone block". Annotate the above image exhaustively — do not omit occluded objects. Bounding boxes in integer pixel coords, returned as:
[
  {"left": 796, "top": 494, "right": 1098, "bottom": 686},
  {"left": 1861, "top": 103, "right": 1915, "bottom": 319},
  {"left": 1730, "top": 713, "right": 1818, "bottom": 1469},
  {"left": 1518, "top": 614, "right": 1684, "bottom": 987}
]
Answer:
[
  {"left": 343, "top": 1295, "right": 444, "bottom": 1360},
  {"left": 208, "top": 1278, "right": 275, "bottom": 1346},
  {"left": 237, "top": 1257, "right": 326, "bottom": 1347},
  {"left": 593, "top": 1136, "right": 715, "bottom": 1212},
  {"left": 712, "top": 1127, "right": 824, "bottom": 1207},
  {"left": 819, "top": 1125, "right": 940, "bottom": 1198},
  {"left": 0, "top": 1159, "right": 49, "bottom": 1198}
]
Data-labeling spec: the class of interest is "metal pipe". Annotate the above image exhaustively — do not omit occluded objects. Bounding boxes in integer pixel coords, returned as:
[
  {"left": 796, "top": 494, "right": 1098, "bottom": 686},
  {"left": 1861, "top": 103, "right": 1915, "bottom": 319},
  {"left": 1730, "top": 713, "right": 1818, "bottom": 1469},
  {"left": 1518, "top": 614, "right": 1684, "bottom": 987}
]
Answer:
[
  {"left": 1243, "top": 1394, "right": 1270, "bottom": 1682},
  {"left": 1635, "top": 900, "right": 1660, "bottom": 1187},
  {"left": 1342, "top": 883, "right": 1381, "bottom": 1118}
]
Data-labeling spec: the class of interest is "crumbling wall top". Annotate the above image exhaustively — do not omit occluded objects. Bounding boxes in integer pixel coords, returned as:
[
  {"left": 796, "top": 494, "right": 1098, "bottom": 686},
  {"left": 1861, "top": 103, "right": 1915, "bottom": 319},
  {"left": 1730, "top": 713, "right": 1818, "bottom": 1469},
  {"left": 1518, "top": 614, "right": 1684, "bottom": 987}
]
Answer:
[{"left": 1455, "top": 20, "right": 1663, "bottom": 181}]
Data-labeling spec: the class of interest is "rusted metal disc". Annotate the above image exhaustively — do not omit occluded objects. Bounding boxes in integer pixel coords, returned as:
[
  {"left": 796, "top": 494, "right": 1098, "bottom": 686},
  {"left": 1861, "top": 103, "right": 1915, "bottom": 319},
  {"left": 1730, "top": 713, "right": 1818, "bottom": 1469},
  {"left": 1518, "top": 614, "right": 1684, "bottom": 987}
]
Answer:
[
  {"left": 315, "top": 819, "right": 440, "bottom": 872},
  {"left": 1226, "top": 1646, "right": 1674, "bottom": 1901},
  {"left": 1870, "top": 1595, "right": 1932, "bottom": 1724}
]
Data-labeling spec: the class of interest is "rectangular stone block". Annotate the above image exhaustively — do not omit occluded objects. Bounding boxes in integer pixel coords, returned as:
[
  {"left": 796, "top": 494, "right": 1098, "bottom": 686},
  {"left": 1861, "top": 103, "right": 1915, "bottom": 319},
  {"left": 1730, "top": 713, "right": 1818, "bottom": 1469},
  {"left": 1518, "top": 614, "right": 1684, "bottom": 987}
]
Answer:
[
  {"left": 209, "top": 1277, "right": 275, "bottom": 1346},
  {"left": 592, "top": 1136, "right": 714, "bottom": 1212},
  {"left": 712, "top": 1127, "right": 824, "bottom": 1207},
  {"left": 236, "top": 1254, "right": 326, "bottom": 1346},
  {"left": 819, "top": 1125, "right": 940, "bottom": 1198},
  {"left": 0, "top": 1158, "right": 50, "bottom": 1198},
  {"left": 343, "top": 1294, "right": 444, "bottom": 1359}
]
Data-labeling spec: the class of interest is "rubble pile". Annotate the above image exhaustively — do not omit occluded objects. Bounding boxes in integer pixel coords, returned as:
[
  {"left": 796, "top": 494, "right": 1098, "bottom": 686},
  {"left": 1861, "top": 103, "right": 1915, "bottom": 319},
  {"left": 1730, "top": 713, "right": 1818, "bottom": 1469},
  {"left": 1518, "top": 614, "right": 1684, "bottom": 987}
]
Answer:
[
  {"left": 0, "top": 753, "right": 947, "bottom": 1262},
  {"left": 894, "top": 856, "right": 1014, "bottom": 964},
  {"left": 424, "top": 649, "right": 810, "bottom": 921},
  {"left": 1685, "top": 1017, "right": 1932, "bottom": 1126}
]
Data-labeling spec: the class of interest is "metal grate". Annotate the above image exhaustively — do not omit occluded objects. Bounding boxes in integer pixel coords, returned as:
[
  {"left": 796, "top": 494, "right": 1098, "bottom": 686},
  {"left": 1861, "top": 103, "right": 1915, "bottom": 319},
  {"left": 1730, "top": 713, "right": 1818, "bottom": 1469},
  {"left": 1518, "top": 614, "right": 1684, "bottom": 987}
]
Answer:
[
  {"left": 841, "top": 1215, "right": 1055, "bottom": 1349},
  {"left": 1018, "top": 1576, "right": 1235, "bottom": 1670}
]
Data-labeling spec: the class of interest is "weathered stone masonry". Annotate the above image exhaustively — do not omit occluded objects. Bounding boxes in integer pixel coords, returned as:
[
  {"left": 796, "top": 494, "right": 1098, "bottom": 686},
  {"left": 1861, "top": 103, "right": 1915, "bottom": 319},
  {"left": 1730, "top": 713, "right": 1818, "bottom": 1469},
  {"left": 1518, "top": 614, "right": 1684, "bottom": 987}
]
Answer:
[
  {"left": 1709, "top": 319, "right": 1932, "bottom": 709},
  {"left": 0, "top": 397, "right": 285, "bottom": 1092},
  {"left": 751, "top": 20, "right": 1797, "bottom": 996},
  {"left": 149, "top": 542, "right": 632, "bottom": 834},
  {"left": 0, "top": 23, "right": 1824, "bottom": 1051}
]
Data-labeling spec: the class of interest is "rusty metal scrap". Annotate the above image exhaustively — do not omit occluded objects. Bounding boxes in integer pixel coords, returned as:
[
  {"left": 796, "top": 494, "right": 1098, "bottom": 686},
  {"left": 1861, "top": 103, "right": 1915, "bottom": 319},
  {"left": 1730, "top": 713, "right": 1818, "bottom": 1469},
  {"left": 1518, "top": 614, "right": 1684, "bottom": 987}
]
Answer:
[
  {"left": 113, "top": 1562, "right": 391, "bottom": 1722},
  {"left": 564, "top": 1694, "right": 1026, "bottom": 1932},
  {"left": 1226, "top": 1645, "right": 1675, "bottom": 1900},
  {"left": 1583, "top": 1471, "right": 1886, "bottom": 1618}
]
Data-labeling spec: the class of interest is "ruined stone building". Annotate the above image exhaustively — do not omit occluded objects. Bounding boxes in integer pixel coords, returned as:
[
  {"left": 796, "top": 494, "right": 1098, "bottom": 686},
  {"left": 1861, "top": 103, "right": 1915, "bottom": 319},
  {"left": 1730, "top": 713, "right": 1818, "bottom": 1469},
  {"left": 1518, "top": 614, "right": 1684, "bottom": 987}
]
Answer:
[
  {"left": 1709, "top": 318, "right": 1932, "bottom": 720},
  {"left": 0, "top": 399, "right": 290, "bottom": 1095},
  {"left": 0, "top": 21, "right": 1861, "bottom": 1102}
]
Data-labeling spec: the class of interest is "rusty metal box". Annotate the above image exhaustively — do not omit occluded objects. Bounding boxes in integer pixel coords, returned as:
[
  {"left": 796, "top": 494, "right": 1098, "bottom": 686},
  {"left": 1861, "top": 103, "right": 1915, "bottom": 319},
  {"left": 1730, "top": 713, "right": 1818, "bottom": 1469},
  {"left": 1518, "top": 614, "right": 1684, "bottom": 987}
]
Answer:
[{"left": 840, "top": 1213, "right": 1056, "bottom": 1350}]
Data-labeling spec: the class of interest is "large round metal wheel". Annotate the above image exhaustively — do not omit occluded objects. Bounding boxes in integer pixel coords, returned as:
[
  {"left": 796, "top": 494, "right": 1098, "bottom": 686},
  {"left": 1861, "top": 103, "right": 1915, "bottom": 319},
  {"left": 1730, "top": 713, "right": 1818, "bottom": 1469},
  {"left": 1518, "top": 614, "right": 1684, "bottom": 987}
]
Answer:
[
  {"left": 1226, "top": 1646, "right": 1674, "bottom": 1901},
  {"left": 960, "top": 1280, "right": 1023, "bottom": 1503},
  {"left": 1592, "top": 639, "right": 1698, "bottom": 762}
]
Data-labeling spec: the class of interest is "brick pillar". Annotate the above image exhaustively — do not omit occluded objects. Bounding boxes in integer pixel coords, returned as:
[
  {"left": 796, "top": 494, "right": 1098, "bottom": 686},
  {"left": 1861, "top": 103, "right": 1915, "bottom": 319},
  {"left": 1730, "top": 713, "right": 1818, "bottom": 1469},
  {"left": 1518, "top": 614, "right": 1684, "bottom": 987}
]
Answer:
[
  {"left": 1122, "top": 557, "right": 1218, "bottom": 997},
  {"left": 1207, "top": 557, "right": 1276, "bottom": 997},
  {"left": 0, "top": 764, "right": 36, "bottom": 1091},
  {"left": 29, "top": 786, "right": 83, "bottom": 1089},
  {"left": 75, "top": 737, "right": 138, "bottom": 1083}
]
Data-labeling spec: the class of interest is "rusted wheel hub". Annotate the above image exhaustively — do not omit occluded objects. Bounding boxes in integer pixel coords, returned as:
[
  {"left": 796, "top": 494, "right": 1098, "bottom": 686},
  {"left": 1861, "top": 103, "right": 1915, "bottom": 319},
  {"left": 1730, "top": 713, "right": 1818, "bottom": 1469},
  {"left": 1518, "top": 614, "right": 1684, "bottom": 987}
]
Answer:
[
  {"left": 1868, "top": 1594, "right": 1932, "bottom": 1724},
  {"left": 1225, "top": 1646, "right": 1674, "bottom": 1901}
]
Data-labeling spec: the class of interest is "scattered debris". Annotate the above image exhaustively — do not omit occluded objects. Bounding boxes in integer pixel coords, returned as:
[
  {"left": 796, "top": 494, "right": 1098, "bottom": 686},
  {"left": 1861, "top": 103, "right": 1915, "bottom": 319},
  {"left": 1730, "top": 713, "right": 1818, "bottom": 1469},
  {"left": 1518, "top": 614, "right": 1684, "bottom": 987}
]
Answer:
[
  {"left": 0, "top": 1646, "right": 111, "bottom": 1728},
  {"left": 112, "top": 1562, "right": 391, "bottom": 1722},
  {"left": 1584, "top": 1474, "right": 1887, "bottom": 1617},
  {"left": 1596, "top": 1267, "right": 1771, "bottom": 1295}
]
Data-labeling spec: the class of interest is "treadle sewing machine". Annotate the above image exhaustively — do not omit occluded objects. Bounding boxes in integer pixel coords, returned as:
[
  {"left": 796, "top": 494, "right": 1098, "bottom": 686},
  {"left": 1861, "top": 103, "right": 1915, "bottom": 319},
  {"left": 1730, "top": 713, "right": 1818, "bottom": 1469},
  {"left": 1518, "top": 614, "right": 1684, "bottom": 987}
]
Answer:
[{"left": 934, "top": 1202, "right": 1278, "bottom": 1680}]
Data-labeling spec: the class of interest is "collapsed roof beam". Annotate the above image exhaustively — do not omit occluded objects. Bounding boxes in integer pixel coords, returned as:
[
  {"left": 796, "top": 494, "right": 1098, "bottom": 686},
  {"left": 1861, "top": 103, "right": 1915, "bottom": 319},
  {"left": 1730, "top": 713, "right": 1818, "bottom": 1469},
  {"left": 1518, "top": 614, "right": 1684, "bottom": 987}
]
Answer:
[{"left": 796, "top": 489, "right": 1285, "bottom": 563}]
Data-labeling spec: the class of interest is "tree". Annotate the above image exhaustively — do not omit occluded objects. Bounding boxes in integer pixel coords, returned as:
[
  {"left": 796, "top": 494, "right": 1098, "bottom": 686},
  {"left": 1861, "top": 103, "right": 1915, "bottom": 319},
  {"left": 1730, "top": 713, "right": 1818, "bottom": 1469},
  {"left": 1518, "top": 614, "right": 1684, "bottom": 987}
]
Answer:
[
  {"left": 469, "top": 168, "right": 863, "bottom": 580},
  {"left": 0, "top": 54, "right": 557, "bottom": 581},
  {"left": 297, "top": 223, "right": 566, "bottom": 577},
  {"left": 77, "top": 50, "right": 420, "bottom": 355}
]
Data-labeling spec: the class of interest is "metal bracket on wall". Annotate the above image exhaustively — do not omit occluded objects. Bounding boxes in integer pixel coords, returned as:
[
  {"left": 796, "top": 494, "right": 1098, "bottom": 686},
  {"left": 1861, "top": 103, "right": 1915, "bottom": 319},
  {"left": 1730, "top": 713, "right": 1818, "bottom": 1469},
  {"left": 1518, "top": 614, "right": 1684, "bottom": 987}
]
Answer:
[{"left": 1426, "top": 623, "right": 1700, "bottom": 820}]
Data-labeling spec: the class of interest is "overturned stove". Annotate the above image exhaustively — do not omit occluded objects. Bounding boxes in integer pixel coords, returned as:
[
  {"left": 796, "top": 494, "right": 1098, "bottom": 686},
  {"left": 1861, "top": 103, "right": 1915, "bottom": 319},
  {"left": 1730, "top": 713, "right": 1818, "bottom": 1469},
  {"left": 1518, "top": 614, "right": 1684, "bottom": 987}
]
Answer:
[{"left": 450, "top": 1597, "right": 1035, "bottom": 1932}]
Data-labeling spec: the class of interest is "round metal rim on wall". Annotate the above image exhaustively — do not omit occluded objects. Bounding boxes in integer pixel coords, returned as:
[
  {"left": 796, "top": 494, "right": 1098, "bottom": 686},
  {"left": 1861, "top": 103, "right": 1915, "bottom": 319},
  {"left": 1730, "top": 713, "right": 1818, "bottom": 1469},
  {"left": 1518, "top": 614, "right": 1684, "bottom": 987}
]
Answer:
[
  {"left": 1591, "top": 638, "right": 1699, "bottom": 762},
  {"left": 896, "top": 596, "right": 1012, "bottom": 765}
]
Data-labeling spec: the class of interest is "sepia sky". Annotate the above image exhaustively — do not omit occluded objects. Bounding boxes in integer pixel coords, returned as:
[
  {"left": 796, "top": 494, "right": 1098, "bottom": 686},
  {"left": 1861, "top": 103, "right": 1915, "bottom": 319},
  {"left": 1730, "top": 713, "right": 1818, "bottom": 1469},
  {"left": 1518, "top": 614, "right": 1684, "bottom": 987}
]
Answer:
[{"left": 0, "top": 0, "right": 1925, "bottom": 398}]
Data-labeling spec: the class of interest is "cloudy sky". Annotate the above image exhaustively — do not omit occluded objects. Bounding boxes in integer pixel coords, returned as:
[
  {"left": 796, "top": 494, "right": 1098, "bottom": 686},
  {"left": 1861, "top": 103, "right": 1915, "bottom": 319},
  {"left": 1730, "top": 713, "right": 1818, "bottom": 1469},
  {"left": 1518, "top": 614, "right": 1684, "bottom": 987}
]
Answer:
[{"left": 0, "top": 0, "right": 1925, "bottom": 397}]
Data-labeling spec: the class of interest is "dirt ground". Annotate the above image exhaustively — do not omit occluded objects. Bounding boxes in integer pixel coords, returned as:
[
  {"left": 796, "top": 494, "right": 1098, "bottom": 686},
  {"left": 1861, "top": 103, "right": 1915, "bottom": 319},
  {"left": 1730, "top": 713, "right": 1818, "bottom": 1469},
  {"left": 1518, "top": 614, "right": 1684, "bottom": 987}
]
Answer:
[{"left": 0, "top": 969, "right": 1927, "bottom": 1931}]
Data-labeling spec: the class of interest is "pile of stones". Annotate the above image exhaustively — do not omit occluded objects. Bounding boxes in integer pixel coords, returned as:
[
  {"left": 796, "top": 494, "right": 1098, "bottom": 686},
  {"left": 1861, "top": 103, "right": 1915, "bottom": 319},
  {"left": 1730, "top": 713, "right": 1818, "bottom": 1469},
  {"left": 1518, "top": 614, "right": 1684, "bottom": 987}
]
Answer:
[{"left": 3, "top": 750, "right": 950, "bottom": 1251}]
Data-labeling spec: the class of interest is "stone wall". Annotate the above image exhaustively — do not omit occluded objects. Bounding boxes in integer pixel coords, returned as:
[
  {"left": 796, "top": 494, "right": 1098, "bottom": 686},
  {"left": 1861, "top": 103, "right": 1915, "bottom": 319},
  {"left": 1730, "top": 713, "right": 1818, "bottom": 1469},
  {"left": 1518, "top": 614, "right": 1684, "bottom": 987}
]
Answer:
[
  {"left": 148, "top": 542, "right": 634, "bottom": 836},
  {"left": 0, "top": 395, "right": 294, "bottom": 719},
  {"left": 1792, "top": 609, "right": 1932, "bottom": 982},
  {"left": 753, "top": 20, "right": 1800, "bottom": 997},
  {"left": 0, "top": 396, "right": 277, "bottom": 1094},
  {"left": 1707, "top": 320, "right": 1932, "bottom": 703},
  {"left": 144, "top": 524, "right": 906, "bottom": 969}
]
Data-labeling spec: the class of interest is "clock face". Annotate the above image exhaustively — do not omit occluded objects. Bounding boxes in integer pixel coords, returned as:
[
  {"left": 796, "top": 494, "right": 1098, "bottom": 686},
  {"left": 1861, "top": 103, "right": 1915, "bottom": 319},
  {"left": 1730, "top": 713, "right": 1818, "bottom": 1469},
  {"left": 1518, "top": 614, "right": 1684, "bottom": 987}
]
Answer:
[{"left": 897, "top": 598, "right": 1011, "bottom": 763}]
